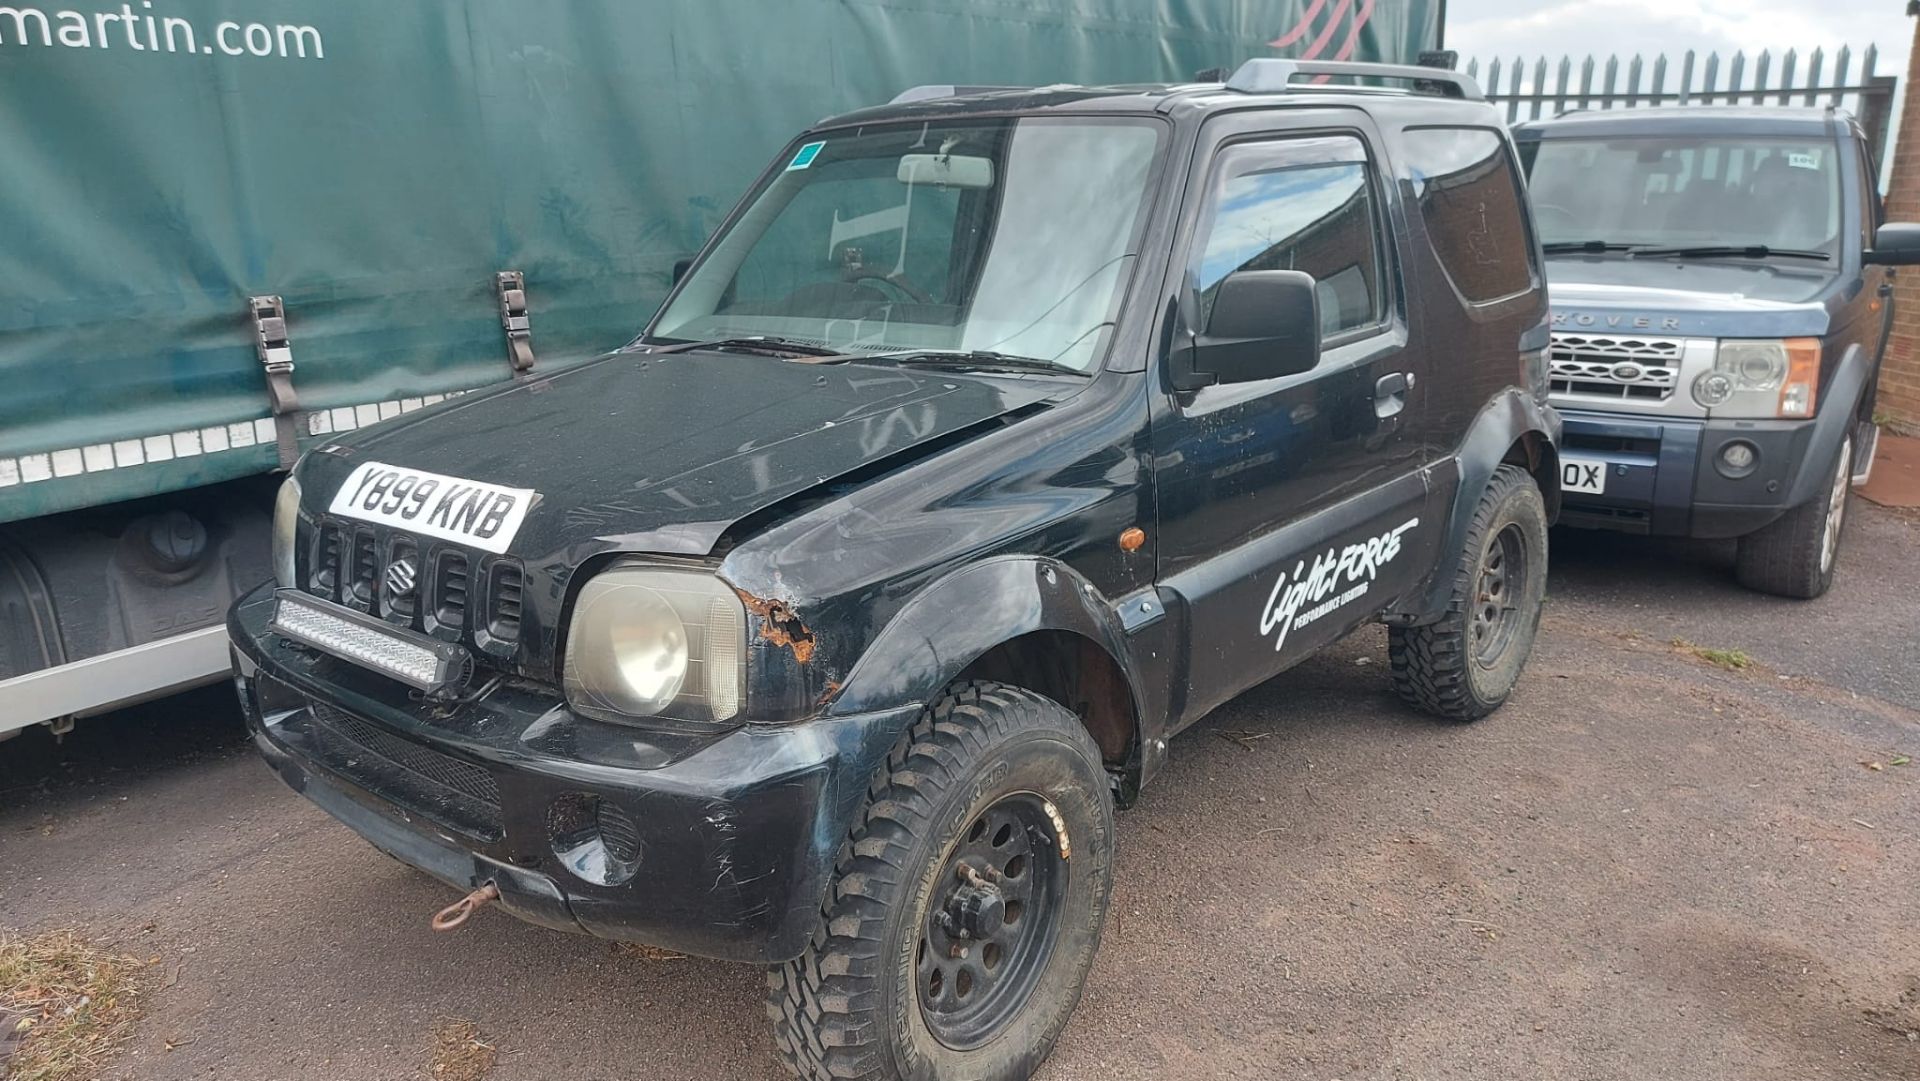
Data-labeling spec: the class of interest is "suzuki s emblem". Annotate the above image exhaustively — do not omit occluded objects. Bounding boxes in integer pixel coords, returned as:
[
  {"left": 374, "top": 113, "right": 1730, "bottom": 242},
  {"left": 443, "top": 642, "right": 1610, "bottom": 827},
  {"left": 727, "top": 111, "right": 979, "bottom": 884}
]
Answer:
[
  {"left": 1612, "top": 363, "right": 1645, "bottom": 382},
  {"left": 384, "top": 558, "right": 418, "bottom": 597}
]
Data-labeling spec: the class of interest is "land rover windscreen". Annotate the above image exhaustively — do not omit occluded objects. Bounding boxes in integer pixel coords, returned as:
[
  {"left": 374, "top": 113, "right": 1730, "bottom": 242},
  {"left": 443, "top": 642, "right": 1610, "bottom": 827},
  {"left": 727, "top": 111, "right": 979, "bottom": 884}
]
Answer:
[{"left": 1522, "top": 132, "right": 1844, "bottom": 260}]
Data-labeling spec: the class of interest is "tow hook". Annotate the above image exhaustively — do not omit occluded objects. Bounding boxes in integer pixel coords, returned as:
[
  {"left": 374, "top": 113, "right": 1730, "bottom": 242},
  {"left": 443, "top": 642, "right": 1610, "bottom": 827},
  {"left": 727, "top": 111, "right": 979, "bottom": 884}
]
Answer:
[{"left": 430, "top": 882, "right": 499, "bottom": 932}]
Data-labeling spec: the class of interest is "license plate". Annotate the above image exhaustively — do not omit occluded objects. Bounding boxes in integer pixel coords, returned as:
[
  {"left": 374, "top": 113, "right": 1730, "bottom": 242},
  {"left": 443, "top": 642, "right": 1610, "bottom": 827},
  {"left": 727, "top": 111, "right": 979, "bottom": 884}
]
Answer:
[
  {"left": 1560, "top": 456, "right": 1608, "bottom": 496},
  {"left": 328, "top": 461, "right": 536, "bottom": 553}
]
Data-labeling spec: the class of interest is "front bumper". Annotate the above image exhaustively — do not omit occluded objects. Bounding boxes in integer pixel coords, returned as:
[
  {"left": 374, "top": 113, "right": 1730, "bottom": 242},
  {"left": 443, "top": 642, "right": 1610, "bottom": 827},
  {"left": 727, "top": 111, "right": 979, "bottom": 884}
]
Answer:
[
  {"left": 1555, "top": 407, "right": 1821, "bottom": 539},
  {"left": 229, "top": 583, "right": 917, "bottom": 964}
]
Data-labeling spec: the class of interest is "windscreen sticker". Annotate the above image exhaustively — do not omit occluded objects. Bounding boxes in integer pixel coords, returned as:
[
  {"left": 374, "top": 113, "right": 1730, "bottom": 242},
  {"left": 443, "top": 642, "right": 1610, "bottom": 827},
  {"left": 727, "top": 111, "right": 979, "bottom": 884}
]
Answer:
[
  {"left": 327, "top": 461, "right": 536, "bottom": 554},
  {"left": 1259, "top": 518, "right": 1420, "bottom": 653},
  {"left": 1788, "top": 151, "right": 1820, "bottom": 170},
  {"left": 787, "top": 141, "right": 826, "bottom": 171}
]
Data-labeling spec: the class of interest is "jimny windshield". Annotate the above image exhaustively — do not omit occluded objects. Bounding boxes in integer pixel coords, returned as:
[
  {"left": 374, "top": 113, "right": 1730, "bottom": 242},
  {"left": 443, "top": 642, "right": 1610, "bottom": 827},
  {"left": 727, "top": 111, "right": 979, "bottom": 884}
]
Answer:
[{"left": 652, "top": 117, "right": 1163, "bottom": 371}]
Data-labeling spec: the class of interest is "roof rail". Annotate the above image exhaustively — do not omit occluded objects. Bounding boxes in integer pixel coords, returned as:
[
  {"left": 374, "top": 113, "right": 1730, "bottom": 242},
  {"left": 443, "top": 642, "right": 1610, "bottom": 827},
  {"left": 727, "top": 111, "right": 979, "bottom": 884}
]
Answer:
[
  {"left": 889, "top": 84, "right": 1027, "bottom": 105},
  {"left": 1224, "top": 59, "right": 1485, "bottom": 101}
]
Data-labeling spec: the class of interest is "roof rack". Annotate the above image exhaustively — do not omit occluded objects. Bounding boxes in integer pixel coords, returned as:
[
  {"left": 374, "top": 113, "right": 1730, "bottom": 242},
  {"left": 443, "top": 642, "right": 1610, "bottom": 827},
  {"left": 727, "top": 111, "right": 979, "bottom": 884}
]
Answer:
[
  {"left": 889, "top": 84, "right": 1027, "bottom": 105},
  {"left": 1223, "top": 59, "right": 1484, "bottom": 101}
]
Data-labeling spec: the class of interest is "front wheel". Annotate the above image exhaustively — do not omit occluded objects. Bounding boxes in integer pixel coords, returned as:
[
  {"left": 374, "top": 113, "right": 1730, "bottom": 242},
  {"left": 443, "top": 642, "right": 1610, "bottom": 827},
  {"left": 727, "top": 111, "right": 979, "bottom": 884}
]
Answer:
[
  {"left": 1390, "top": 464, "right": 1549, "bottom": 722},
  {"left": 768, "top": 681, "right": 1114, "bottom": 1081},
  {"left": 1734, "top": 433, "right": 1852, "bottom": 599}
]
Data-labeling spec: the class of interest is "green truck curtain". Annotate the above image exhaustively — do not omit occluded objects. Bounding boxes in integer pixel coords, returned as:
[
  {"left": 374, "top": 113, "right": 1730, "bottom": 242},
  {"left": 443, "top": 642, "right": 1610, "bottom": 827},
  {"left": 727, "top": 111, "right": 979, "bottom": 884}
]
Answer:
[{"left": 0, "top": 0, "right": 1437, "bottom": 520}]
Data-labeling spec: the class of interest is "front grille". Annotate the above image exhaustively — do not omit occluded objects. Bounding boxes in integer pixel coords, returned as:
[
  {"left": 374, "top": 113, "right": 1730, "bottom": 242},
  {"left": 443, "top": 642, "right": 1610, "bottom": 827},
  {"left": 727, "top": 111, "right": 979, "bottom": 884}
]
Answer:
[
  {"left": 304, "top": 700, "right": 502, "bottom": 837},
  {"left": 432, "top": 550, "right": 471, "bottom": 633},
  {"left": 300, "top": 520, "right": 524, "bottom": 668},
  {"left": 346, "top": 528, "right": 378, "bottom": 610},
  {"left": 483, "top": 562, "right": 523, "bottom": 651},
  {"left": 311, "top": 524, "right": 344, "bottom": 601},
  {"left": 1550, "top": 334, "right": 1683, "bottom": 402}
]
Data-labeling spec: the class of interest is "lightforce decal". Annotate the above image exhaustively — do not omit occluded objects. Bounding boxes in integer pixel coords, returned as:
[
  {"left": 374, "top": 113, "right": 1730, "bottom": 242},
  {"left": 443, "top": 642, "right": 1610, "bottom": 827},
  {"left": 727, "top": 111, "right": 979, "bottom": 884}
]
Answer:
[{"left": 1259, "top": 518, "right": 1420, "bottom": 653}]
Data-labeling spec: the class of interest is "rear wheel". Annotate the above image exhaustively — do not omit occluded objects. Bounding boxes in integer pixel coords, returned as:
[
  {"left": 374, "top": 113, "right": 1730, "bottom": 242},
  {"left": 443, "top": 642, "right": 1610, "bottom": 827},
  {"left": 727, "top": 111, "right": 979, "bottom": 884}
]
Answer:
[
  {"left": 1390, "top": 464, "right": 1549, "bottom": 721},
  {"left": 768, "top": 681, "right": 1114, "bottom": 1081},
  {"left": 1734, "top": 434, "right": 1852, "bottom": 599}
]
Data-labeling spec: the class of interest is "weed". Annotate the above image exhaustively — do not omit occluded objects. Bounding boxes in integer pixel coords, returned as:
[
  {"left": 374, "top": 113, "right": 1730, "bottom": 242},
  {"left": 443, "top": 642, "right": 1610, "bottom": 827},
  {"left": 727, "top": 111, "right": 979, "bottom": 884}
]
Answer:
[
  {"left": 0, "top": 929, "right": 143, "bottom": 1081},
  {"left": 1671, "top": 638, "right": 1754, "bottom": 671}
]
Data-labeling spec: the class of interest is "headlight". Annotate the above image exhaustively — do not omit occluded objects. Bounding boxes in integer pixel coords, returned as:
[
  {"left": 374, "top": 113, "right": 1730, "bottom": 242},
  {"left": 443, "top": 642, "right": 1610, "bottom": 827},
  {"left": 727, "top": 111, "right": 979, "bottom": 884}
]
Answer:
[
  {"left": 272, "top": 475, "right": 302, "bottom": 587},
  {"left": 564, "top": 565, "right": 746, "bottom": 724},
  {"left": 1692, "top": 339, "right": 1820, "bottom": 418}
]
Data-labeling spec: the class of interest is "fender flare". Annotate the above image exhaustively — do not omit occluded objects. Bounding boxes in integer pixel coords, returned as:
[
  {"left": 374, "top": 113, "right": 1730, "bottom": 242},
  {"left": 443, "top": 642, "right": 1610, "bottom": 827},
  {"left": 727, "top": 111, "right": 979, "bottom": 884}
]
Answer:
[
  {"left": 1409, "top": 388, "right": 1561, "bottom": 621},
  {"left": 1784, "top": 342, "right": 1871, "bottom": 507},
  {"left": 825, "top": 554, "right": 1150, "bottom": 762}
]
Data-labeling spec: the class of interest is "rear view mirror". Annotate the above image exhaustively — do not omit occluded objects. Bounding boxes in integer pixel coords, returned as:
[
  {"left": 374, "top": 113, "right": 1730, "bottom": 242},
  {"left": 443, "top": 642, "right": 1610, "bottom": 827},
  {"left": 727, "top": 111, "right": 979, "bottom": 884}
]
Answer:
[
  {"left": 1176, "top": 270, "right": 1322, "bottom": 389},
  {"left": 672, "top": 256, "right": 694, "bottom": 285},
  {"left": 897, "top": 153, "right": 995, "bottom": 189},
  {"left": 1865, "top": 222, "right": 1920, "bottom": 266}
]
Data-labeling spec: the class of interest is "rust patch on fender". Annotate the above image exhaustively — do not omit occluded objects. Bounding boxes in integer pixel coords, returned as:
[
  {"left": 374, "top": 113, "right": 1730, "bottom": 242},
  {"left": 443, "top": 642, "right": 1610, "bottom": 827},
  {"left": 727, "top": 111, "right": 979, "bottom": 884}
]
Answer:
[{"left": 735, "top": 589, "right": 817, "bottom": 664}]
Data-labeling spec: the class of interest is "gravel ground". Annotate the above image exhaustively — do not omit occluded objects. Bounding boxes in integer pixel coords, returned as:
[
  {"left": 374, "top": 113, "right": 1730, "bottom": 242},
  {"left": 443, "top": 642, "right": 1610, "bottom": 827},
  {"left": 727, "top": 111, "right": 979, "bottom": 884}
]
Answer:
[{"left": 3, "top": 504, "right": 1916, "bottom": 1081}]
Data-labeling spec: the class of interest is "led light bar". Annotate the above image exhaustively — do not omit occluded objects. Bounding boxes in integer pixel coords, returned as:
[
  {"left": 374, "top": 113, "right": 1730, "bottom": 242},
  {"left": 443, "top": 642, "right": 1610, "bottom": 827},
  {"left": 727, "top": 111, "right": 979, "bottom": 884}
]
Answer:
[{"left": 269, "top": 589, "right": 468, "bottom": 691}]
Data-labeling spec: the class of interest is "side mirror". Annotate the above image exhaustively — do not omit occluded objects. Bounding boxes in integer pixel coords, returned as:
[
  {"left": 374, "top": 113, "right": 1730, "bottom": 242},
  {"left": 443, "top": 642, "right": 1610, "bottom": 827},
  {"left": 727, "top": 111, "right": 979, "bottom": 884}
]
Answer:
[
  {"left": 1176, "top": 270, "right": 1321, "bottom": 389},
  {"left": 672, "top": 256, "right": 695, "bottom": 285},
  {"left": 1865, "top": 223, "right": 1920, "bottom": 266}
]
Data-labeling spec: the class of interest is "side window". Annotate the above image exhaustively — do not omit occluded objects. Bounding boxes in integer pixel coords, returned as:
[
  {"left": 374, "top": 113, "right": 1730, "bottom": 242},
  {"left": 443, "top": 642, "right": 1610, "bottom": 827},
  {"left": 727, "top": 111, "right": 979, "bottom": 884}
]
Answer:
[
  {"left": 1191, "top": 135, "right": 1386, "bottom": 339},
  {"left": 1402, "top": 127, "right": 1536, "bottom": 304},
  {"left": 1858, "top": 141, "right": 1882, "bottom": 247}
]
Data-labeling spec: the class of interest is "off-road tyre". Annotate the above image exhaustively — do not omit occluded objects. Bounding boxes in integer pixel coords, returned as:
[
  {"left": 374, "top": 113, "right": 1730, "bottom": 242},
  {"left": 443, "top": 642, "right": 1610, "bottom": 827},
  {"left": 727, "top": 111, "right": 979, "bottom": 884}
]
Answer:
[
  {"left": 767, "top": 681, "right": 1115, "bottom": 1081},
  {"left": 1390, "top": 464, "right": 1548, "bottom": 722},
  {"left": 1734, "top": 433, "right": 1852, "bottom": 600}
]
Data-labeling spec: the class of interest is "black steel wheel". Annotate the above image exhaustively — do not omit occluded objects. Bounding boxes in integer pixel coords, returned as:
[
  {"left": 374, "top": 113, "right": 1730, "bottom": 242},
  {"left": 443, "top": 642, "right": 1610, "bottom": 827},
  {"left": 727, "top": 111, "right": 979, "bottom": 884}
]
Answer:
[
  {"left": 1469, "top": 522, "right": 1530, "bottom": 667},
  {"left": 917, "top": 794, "right": 1068, "bottom": 1050},
  {"left": 768, "top": 682, "right": 1115, "bottom": 1081},
  {"left": 1391, "top": 464, "right": 1548, "bottom": 721}
]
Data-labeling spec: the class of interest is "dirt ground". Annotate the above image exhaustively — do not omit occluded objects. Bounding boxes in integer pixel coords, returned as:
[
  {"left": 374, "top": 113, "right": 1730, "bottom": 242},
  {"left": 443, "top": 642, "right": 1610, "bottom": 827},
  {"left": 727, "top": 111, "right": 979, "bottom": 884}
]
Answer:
[{"left": 3, "top": 506, "right": 1917, "bottom": 1081}]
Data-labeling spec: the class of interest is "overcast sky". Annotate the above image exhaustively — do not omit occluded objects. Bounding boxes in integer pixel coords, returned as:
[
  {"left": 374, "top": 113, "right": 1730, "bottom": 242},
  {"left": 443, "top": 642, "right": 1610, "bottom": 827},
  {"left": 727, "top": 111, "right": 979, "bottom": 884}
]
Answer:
[{"left": 1450, "top": 0, "right": 1912, "bottom": 86}]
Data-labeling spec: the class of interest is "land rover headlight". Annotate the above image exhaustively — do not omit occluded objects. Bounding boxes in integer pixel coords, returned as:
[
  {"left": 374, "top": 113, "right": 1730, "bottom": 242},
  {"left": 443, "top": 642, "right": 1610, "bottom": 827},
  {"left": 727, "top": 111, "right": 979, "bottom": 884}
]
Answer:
[
  {"left": 271, "top": 475, "right": 303, "bottom": 587},
  {"left": 1692, "top": 339, "right": 1820, "bottom": 418},
  {"left": 564, "top": 565, "right": 746, "bottom": 724}
]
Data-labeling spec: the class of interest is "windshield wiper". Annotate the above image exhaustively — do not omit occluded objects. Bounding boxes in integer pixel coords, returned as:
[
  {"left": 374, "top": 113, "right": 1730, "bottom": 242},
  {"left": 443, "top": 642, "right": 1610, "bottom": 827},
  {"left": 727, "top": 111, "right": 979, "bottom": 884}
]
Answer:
[
  {"left": 1630, "top": 244, "right": 1831, "bottom": 261},
  {"left": 873, "top": 349, "right": 1090, "bottom": 377},
  {"left": 648, "top": 335, "right": 846, "bottom": 357},
  {"left": 1541, "top": 240, "right": 1641, "bottom": 254}
]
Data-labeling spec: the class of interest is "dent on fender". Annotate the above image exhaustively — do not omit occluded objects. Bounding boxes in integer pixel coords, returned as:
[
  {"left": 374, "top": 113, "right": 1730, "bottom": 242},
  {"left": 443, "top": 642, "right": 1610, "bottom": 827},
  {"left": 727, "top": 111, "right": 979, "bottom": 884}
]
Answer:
[{"left": 823, "top": 556, "right": 1142, "bottom": 720}]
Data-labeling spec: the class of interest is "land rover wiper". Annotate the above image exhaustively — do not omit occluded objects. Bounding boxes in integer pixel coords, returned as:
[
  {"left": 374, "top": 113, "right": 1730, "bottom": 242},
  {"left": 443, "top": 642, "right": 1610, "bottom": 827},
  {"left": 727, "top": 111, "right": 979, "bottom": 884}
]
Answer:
[
  {"left": 1630, "top": 244, "right": 1831, "bottom": 261},
  {"left": 876, "top": 350, "right": 1091, "bottom": 377},
  {"left": 1541, "top": 240, "right": 1640, "bottom": 253}
]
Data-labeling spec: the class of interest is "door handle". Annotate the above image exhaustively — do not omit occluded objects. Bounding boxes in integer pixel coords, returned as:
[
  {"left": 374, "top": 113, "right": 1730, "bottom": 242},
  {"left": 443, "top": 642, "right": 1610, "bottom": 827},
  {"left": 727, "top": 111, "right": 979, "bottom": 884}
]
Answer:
[{"left": 1374, "top": 371, "right": 1412, "bottom": 420}]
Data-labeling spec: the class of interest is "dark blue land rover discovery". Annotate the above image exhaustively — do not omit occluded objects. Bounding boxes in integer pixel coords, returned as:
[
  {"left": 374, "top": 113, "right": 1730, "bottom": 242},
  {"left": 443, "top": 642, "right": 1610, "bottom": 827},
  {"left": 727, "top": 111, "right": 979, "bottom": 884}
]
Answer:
[{"left": 1514, "top": 106, "right": 1920, "bottom": 597}]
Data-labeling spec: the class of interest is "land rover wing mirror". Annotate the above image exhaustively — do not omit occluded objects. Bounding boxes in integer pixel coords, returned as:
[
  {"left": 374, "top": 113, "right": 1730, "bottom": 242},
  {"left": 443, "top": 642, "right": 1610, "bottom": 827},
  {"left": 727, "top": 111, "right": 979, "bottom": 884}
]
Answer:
[
  {"left": 1176, "top": 269, "right": 1321, "bottom": 389},
  {"left": 1865, "top": 223, "right": 1920, "bottom": 267}
]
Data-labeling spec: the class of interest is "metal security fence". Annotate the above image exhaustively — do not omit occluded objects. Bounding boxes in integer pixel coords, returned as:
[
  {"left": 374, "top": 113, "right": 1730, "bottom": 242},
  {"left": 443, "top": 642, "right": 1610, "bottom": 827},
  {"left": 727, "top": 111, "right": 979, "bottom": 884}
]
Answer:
[{"left": 1463, "top": 47, "right": 1897, "bottom": 169}]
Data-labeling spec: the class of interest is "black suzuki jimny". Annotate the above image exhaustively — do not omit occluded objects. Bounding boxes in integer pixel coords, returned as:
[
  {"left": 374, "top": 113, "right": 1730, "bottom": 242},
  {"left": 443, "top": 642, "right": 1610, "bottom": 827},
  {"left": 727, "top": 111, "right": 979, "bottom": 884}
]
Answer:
[{"left": 230, "top": 59, "right": 1561, "bottom": 1081}]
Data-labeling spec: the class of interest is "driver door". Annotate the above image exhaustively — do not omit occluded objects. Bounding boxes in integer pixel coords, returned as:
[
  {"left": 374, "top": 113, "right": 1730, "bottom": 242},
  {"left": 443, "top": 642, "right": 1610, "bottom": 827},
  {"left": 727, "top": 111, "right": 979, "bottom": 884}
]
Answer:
[{"left": 1150, "top": 117, "right": 1436, "bottom": 725}]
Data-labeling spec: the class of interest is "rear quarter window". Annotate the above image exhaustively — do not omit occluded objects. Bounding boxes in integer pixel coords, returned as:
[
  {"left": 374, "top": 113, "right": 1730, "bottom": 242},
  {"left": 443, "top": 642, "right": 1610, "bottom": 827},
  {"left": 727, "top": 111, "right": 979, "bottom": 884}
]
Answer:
[{"left": 1402, "top": 127, "right": 1537, "bottom": 305}]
